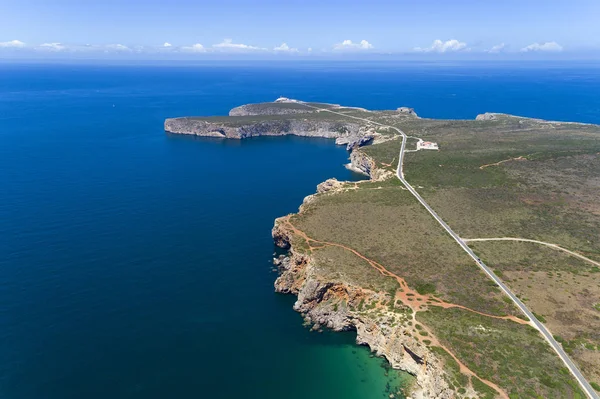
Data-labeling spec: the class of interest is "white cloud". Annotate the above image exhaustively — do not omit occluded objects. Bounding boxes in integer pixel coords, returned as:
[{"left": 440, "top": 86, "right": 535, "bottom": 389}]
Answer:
[
  {"left": 487, "top": 43, "right": 506, "bottom": 54},
  {"left": 38, "top": 42, "right": 67, "bottom": 51},
  {"left": 308, "top": 47, "right": 312, "bottom": 52},
  {"left": 333, "top": 39, "right": 374, "bottom": 51},
  {"left": 163, "top": 42, "right": 172, "bottom": 48},
  {"left": 105, "top": 44, "right": 130, "bottom": 52},
  {"left": 273, "top": 42, "right": 298, "bottom": 53},
  {"left": 520, "top": 41, "right": 563, "bottom": 52},
  {"left": 213, "top": 39, "right": 265, "bottom": 51},
  {"left": 181, "top": 43, "right": 207, "bottom": 53},
  {"left": 76, "top": 44, "right": 106, "bottom": 52},
  {"left": 414, "top": 39, "right": 468, "bottom": 53},
  {"left": 0, "top": 39, "right": 26, "bottom": 48}
]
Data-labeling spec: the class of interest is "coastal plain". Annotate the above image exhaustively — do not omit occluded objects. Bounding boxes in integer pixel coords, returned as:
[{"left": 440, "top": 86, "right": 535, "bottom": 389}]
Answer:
[{"left": 166, "top": 100, "right": 600, "bottom": 399}]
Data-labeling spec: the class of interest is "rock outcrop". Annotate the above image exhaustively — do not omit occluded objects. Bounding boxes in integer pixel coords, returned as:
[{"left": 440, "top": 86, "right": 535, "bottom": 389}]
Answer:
[
  {"left": 165, "top": 102, "right": 401, "bottom": 153},
  {"left": 271, "top": 155, "right": 455, "bottom": 399},
  {"left": 398, "top": 107, "right": 419, "bottom": 117},
  {"left": 164, "top": 117, "right": 363, "bottom": 141},
  {"left": 316, "top": 178, "right": 345, "bottom": 194},
  {"left": 335, "top": 127, "right": 376, "bottom": 150},
  {"left": 272, "top": 220, "right": 453, "bottom": 399},
  {"left": 348, "top": 149, "right": 394, "bottom": 181},
  {"left": 475, "top": 113, "right": 497, "bottom": 121}
]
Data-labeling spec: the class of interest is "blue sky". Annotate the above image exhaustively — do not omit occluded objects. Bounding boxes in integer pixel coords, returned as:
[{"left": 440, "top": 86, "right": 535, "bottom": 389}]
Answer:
[{"left": 1, "top": 0, "right": 599, "bottom": 59}]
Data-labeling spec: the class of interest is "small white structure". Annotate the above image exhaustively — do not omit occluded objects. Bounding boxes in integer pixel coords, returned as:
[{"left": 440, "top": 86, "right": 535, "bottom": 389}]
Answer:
[
  {"left": 275, "top": 97, "right": 298, "bottom": 103},
  {"left": 416, "top": 139, "right": 439, "bottom": 150}
]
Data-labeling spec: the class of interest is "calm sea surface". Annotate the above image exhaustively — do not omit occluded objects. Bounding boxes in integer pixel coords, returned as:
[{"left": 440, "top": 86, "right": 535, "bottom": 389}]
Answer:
[{"left": 1, "top": 61, "right": 600, "bottom": 399}]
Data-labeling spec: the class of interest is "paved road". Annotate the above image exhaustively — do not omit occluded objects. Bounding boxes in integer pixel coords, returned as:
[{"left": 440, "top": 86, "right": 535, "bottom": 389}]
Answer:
[
  {"left": 392, "top": 130, "right": 600, "bottom": 399},
  {"left": 297, "top": 101, "right": 599, "bottom": 399}
]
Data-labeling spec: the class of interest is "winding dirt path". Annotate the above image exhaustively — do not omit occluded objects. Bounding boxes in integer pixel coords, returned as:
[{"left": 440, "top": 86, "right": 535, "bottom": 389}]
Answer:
[
  {"left": 463, "top": 237, "right": 600, "bottom": 268},
  {"left": 479, "top": 156, "right": 527, "bottom": 169},
  {"left": 278, "top": 216, "right": 517, "bottom": 399},
  {"left": 280, "top": 217, "right": 529, "bottom": 325}
]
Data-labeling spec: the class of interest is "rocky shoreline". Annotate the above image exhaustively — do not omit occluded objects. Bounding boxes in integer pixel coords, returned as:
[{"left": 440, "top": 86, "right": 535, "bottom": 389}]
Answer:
[
  {"left": 165, "top": 101, "right": 600, "bottom": 399},
  {"left": 164, "top": 104, "right": 396, "bottom": 150},
  {"left": 164, "top": 102, "right": 450, "bottom": 397},
  {"left": 271, "top": 151, "right": 455, "bottom": 399},
  {"left": 164, "top": 117, "right": 360, "bottom": 141},
  {"left": 164, "top": 102, "right": 474, "bottom": 398}
]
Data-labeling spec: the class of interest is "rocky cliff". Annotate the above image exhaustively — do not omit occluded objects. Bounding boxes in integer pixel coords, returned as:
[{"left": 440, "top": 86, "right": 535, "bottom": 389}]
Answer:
[
  {"left": 475, "top": 113, "right": 497, "bottom": 121},
  {"left": 271, "top": 154, "right": 455, "bottom": 399},
  {"left": 164, "top": 101, "right": 403, "bottom": 150},
  {"left": 272, "top": 227, "right": 453, "bottom": 399},
  {"left": 347, "top": 149, "right": 395, "bottom": 180},
  {"left": 165, "top": 117, "right": 361, "bottom": 140},
  {"left": 164, "top": 116, "right": 394, "bottom": 151}
]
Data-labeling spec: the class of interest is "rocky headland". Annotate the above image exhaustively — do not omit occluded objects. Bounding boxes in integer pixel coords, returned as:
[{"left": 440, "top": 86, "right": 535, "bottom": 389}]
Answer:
[
  {"left": 164, "top": 101, "right": 402, "bottom": 150},
  {"left": 165, "top": 101, "right": 600, "bottom": 399},
  {"left": 165, "top": 101, "right": 440, "bottom": 397},
  {"left": 271, "top": 158, "right": 454, "bottom": 399}
]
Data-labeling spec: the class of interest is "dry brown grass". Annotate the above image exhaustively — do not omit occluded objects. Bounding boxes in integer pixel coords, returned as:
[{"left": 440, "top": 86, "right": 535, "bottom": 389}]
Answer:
[
  {"left": 292, "top": 184, "right": 520, "bottom": 317},
  {"left": 469, "top": 240, "right": 600, "bottom": 384}
]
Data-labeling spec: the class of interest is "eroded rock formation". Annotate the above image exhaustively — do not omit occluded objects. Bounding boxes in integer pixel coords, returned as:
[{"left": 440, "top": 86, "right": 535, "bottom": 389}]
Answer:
[{"left": 271, "top": 155, "right": 454, "bottom": 399}]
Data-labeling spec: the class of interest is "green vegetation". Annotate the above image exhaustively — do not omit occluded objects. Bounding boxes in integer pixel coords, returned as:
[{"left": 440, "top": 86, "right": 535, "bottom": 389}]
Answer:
[
  {"left": 365, "top": 113, "right": 600, "bottom": 389},
  {"left": 404, "top": 154, "right": 600, "bottom": 262},
  {"left": 292, "top": 182, "right": 519, "bottom": 317},
  {"left": 308, "top": 245, "right": 398, "bottom": 294},
  {"left": 414, "top": 281, "right": 436, "bottom": 295},
  {"left": 471, "top": 376, "right": 498, "bottom": 399},
  {"left": 533, "top": 312, "right": 547, "bottom": 323},
  {"left": 469, "top": 240, "right": 597, "bottom": 275},
  {"left": 225, "top": 102, "right": 600, "bottom": 397},
  {"left": 187, "top": 109, "right": 355, "bottom": 125},
  {"left": 469, "top": 240, "right": 600, "bottom": 382},
  {"left": 418, "top": 307, "right": 586, "bottom": 398},
  {"left": 428, "top": 346, "right": 469, "bottom": 392}
]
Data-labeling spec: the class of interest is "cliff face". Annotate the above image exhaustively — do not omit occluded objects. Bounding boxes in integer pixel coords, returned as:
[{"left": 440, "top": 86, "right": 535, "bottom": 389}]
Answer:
[
  {"left": 272, "top": 225, "right": 453, "bottom": 399},
  {"left": 348, "top": 149, "right": 395, "bottom": 180},
  {"left": 271, "top": 155, "right": 453, "bottom": 399},
  {"left": 165, "top": 117, "right": 361, "bottom": 140},
  {"left": 165, "top": 102, "right": 401, "bottom": 151}
]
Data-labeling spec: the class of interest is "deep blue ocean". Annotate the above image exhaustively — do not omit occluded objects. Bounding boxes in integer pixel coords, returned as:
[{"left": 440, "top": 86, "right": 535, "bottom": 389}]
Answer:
[{"left": 1, "top": 61, "right": 600, "bottom": 399}]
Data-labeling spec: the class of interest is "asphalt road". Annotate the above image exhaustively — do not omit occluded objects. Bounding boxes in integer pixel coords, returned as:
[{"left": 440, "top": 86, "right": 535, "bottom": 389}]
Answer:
[
  {"left": 297, "top": 101, "right": 599, "bottom": 399},
  {"left": 392, "top": 128, "right": 599, "bottom": 399}
]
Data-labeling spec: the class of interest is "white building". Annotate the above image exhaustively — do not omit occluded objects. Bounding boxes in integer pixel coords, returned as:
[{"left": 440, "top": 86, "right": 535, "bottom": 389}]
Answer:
[
  {"left": 416, "top": 139, "right": 439, "bottom": 150},
  {"left": 275, "top": 97, "right": 297, "bottom": 103}
]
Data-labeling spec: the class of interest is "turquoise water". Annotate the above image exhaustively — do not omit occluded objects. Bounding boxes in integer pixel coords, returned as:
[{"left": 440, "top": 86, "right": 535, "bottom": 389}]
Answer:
[{"left": 1, "top": 61, "right": 600, "bottom": 399}]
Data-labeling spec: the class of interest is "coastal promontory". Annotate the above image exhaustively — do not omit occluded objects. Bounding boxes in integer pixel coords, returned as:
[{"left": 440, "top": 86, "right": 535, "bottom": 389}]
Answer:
[{"left": 167, "top": 99, "right": 600, "bottom": 399}]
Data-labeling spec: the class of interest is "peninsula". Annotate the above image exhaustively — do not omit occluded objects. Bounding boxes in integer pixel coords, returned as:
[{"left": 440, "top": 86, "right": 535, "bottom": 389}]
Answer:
[{"left": 166, "top": 99, "right": 600, "bottom": 399}]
